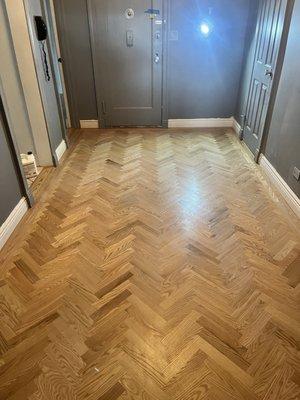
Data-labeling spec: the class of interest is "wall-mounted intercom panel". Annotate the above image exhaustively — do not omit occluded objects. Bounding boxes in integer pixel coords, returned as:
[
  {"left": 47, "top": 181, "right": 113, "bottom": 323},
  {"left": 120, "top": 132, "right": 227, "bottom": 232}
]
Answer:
[
  {"left": 34, "top": 16, "right": 48, "bottom": 41},
  {"left": 34, "top": 16, "right": 51, "bottom": 82}
]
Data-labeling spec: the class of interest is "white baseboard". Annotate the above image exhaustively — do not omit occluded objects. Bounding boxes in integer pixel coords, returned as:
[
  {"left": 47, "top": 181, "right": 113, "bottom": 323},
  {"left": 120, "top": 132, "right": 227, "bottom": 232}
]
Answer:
[
  {"left": 168, "top": 117, "right": 235, "bottom": 129},
  {"left": 259, "top": 155, "right": 300, "bottom": 218},
  {"left": 233, "top": 118, "right": 241, "bottom": 137},
  {"left": 0, "top": 198, "right": 28, "bottom": 250},
  {"left": 55, "top": 140, "right": 67, "bottom": 162},
  {"left": 80, "top": 120, "right": 99, "bottom": 129},
  {"left": 168, "top": 117, "right": 243, "bottom": 136}
]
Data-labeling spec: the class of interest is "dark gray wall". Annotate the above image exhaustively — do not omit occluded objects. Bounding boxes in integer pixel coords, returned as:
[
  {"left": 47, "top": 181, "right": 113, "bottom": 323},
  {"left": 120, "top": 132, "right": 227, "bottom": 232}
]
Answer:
[
  {"left": 235, "top": 0, "right": 260, "bottom": 125},
  {"left": 0, "top": 100, "right": 23, "bottom": 225},
  {"left": 168, "top": 0, "right": 252, "bottom": 119},
  {"left": 53, "top": 0, "right": 98, "bottom": 125},
  {"left": 263, "top": 0, "right": 300, "bottom": 197},
  {"left": 54, "top": 0, "right": 254, "bottom": 124}
]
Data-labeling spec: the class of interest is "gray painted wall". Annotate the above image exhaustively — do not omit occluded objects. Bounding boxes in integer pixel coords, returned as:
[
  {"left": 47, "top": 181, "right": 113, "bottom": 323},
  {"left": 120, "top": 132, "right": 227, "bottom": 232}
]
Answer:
[
  {"left": 168, "top": 0, "right": 252, "bottom": 119},
  {"left": 53, "top": 0, "right": 254, "bottom": 124},
  {"left": 263, "top": 0, "right": 300, "bottom": 197},
  {"left": 53, "top": 0, "right": 98, "bottom": 124},
  {"left": 0, "top": 100, "right": 22, "bottom": 225},
  {"left": 0, "top": 2, "right": 36, "bottom": 155}
]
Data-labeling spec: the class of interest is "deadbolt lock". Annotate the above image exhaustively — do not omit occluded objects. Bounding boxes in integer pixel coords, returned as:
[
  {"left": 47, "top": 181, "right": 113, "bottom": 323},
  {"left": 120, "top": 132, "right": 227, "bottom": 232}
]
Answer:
[{"left": 265, "top": 69, "right": 273, "bottom": 79}]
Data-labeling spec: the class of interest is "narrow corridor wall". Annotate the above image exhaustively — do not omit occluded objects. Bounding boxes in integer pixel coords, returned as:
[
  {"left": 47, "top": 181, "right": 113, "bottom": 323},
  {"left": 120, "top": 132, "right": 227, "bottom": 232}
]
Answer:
[{"left": 0, "top": 100, "right": 23, "bottom": 225}]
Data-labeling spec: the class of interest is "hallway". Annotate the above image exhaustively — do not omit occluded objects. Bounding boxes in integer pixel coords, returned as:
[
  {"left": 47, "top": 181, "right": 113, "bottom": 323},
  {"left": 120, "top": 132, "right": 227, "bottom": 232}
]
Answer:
[{"left": 0, "top": 128, "right": 299, "bottom": 399}]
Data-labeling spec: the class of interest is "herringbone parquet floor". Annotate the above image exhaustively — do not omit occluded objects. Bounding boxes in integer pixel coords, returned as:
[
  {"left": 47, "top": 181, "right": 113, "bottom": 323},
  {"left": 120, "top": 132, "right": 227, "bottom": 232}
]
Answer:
[{"left": 0, "top": 128, "right": 299, "bottom": 400}]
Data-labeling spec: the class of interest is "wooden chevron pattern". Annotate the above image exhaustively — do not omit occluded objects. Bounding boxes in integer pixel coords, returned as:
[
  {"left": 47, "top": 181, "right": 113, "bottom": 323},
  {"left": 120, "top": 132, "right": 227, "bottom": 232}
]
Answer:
[{"left": 0, "top": 128, "right": 299, "bottom": 400}]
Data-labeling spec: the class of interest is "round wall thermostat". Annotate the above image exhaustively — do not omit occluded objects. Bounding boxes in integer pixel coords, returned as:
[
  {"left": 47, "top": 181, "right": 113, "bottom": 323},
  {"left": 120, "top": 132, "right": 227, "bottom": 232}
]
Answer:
[{"left": 125, "top": 8, "right": 134, "bottom": 19}]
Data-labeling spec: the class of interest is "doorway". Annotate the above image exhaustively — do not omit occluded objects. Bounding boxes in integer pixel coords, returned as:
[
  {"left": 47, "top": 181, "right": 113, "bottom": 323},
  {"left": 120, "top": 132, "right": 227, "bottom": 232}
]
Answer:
[
  {"left": 1, "top": 0, "right": 71, "bottom": 199},
  {"left": 242, "top": 0, "right": 289, "bottom": 159},
  {"left": 24, "top": 0, "right": 67, "bottom": 165},
  {"left": 88, "top": 0, "right": 165, "bottom": 127}
]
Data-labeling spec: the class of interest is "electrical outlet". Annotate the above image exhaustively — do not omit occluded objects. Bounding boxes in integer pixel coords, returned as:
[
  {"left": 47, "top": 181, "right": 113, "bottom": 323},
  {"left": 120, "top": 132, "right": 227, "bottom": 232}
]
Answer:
[{"left": 293, "top": 167, "right": 300, "bottom": 181}]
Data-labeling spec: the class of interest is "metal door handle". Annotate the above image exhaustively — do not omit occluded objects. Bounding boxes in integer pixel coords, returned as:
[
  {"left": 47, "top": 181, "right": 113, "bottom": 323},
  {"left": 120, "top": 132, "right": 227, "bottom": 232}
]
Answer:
[
  {"left": 154, "top": 53, "right": 160, "bottom": 64},
  {"left": 265, "top": 70, "right": 273, "bottom": 79}
]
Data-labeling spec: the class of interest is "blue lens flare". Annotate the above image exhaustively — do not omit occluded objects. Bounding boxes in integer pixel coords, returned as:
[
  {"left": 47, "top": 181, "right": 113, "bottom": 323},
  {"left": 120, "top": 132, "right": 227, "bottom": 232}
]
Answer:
[{"left": 199, "top": 21, "right": 213, "bottom": 37}]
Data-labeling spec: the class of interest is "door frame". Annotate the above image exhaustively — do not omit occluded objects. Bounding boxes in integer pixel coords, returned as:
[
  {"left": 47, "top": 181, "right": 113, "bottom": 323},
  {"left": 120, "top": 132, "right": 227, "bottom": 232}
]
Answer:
[
  {"left": 4, "top": 0, "right": 54, "bottom": 167},
  {"left": 87, "top": 0, "right": 169, "bottom": 128},
  {"left": 258, "top": 0, "right": 295, "bottom": 159},
  {"left": 50, "top": 0, "right": 81, "bottom": 128},
  {"left": 23, "top": 0, "right": 67, "bottom": 166},
  {"left": 241, "top": 0, "right": 294, "bottom": 162},
  {"left": 41, "top": 0, "right": 71, "bottom": 137}
]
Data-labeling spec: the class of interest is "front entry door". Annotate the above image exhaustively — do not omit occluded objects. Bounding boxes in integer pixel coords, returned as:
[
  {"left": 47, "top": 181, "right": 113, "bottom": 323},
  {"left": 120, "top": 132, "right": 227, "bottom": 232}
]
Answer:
[
  {"left": 243, "top": 0, "right": 288, "bottom": 158},
  {"left": 88, "top": 0, "right": 163, "bottom": 127}
]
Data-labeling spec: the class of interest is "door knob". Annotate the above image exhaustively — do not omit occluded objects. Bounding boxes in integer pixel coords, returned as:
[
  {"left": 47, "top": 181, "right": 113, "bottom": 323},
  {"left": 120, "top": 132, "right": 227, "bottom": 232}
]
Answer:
[
  {"left": 265, "top": 70, "right": 273, "bottom": 79},
  {"left": 154, "top": 53, "right": 160, "bottom": 64}
]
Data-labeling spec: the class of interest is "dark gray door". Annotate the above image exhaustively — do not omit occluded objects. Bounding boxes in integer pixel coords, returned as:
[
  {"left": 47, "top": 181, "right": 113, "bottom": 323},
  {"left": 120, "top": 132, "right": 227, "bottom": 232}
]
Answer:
[
  {"left": 88, "top": 0, "right": 163, "bottom": 127},
  {"left": 243, "top": 0, "right": 287, "bottom": 157}
]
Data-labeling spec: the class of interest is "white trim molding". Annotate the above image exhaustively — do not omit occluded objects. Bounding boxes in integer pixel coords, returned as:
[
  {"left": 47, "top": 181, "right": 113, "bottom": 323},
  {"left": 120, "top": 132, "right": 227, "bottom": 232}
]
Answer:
[
  {"left": 168, "top": 117, "right": 234, "bottom": 129},
  {"left": 232, "top": 118, "right": 241, "bottom": 137},
  {"left": 55, "top": 140, "right": 67, "bottom": 162},
  {"left": 0, "top": 198, "right": 28, "bottom": 250},
  {"left": 168, "top": 117, "right": 243, "bottom": 137},
  {"left": 259, "top": 155, "right": 300, "bottom": 219},
  {"left": 80, "top": 120, "right": 99, "bottom": 129}
]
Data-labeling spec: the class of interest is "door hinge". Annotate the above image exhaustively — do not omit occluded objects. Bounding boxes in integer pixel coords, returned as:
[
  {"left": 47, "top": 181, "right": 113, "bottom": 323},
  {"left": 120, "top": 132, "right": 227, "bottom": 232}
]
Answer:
[
  {"left": 101, "top": 101, "right": 107, "bottom": 115},
  {"left": 254, "top": 148, "right": 260, "bottom": 164},
  {"left": 242, "top": 114, "right": 247, "bottom": 127},
  {"left": 239, "top": 114, "right": 246, "bottom": 140}
]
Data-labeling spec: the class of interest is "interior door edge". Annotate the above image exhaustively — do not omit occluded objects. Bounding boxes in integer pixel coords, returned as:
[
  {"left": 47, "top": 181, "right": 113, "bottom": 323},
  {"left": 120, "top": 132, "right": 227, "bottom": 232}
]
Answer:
[
  {"left": 161, "top": 0, "right": 170, "bottom": 128},
  {"left": 86, "top": 0, "right": 108, "bottom": 129}
]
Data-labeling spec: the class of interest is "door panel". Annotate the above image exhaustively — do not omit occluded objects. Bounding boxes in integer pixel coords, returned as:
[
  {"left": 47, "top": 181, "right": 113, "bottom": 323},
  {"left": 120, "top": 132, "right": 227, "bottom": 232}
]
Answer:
[
  {"left": 243, "top": 0, "right": 287, "bottom": 156},
  {"left": 88, "top": 0, "right": 163, "bottom": 127}
]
